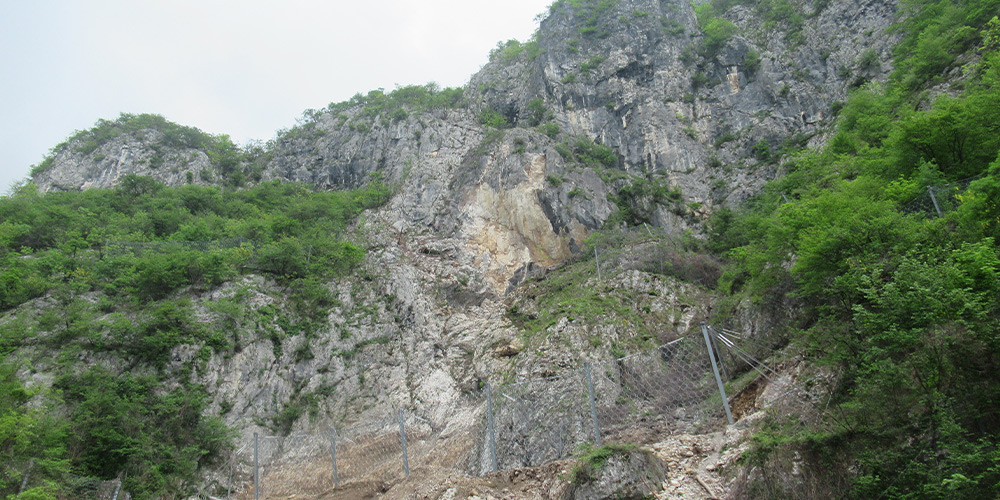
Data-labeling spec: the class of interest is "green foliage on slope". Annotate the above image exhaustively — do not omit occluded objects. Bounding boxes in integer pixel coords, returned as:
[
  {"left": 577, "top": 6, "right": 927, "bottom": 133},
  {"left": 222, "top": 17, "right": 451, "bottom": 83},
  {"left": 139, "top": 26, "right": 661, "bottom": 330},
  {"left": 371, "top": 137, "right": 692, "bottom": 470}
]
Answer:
[
  {"left": 276, "top": 83, "right": 466, "bottom": 142},
  {"left": 30, "top": 113, "right": 253, "bottom": 187},
  {"left": 550, "top": 0, "right": 618, "bottom": 39},
  {"left": 0, "top": 363, "right": 68, "bottom": 500},
  {"left": 0, "top": 177, "right": 388, "bottom": 498},
  {"left": 711, "top": 5, "right": 1000, "bottom": 497},
  {"left": 490, "top": 37, "right": 543, "bottom": 63}
]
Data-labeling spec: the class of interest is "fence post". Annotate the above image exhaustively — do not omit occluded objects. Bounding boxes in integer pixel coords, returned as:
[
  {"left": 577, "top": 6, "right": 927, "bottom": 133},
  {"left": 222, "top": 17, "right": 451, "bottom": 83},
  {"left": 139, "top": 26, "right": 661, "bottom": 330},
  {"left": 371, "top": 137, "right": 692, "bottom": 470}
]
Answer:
[
  {"left": 594, "top": 247, "right": 602, "bottom": 281},
  {"left": 111, "top": 477, "right": 122, "bottom": 500},
  {"left": 702, "top": 323, "right": 734, "bottom": 425},
  {"left": 398, "top": 410, "right": 410, "bottom": 477},
  {"left": 928, "top": 186, "right": 943, "bottom": 217},
  {"left": 254, "top": 432, "right": 260, "bottom": 500},
  {"left": 585, "top": 362, "right": 602, "bottom": 445},
  {"left": 18, "top": 459, "right": 34, "bottom": 494},
  {"left": 329, "top": 427, "right": 339, "bottom": 488},
  {"left": 707, "top": 326, "right": 729, "bottom": 382},
  {"left": 486, "top": 383, "right": 499, "bottom": 473},
  {"left": 226, "top": 458, "right": 234, "bottom": 500}
]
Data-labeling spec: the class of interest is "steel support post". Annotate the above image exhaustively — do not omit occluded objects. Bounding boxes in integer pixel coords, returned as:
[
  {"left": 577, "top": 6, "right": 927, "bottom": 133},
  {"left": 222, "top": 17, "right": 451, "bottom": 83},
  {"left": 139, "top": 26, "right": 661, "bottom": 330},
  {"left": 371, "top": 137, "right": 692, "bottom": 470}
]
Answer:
[
  {"left": 585, "top": 362, "right": 602, "bottom": 445},
  {"left": 702, "top": 323, "right": 734, "bottom": 425},
  {"left": 486, "top": 383, "right": 499, "bottom": 473}
]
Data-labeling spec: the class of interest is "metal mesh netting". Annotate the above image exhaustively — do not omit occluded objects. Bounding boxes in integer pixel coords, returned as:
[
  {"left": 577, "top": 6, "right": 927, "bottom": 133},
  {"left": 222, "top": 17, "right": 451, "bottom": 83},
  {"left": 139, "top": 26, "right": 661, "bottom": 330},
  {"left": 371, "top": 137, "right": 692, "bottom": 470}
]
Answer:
[
  {"left": 900, "top": 176, "right": 980, "bottom": 217},
  {"left": 588, "top": 227, "right": 721, "bottom": 288},
  {"left": 403, "top": 391, "right": 489, "bottom": 475},
  {"left": 593, "top": 335, "right": 726, "bottom": 444},
  {"left": 15, "top": 326, "right": 829, "bottom": 498},
  {"left": 6, "top": 460, "right": 130, "bottom": 500},
  {"left": 227, "top": 416, "right": 405, "bottom": 500},
  {"left": 334, "top": 415, "right": 407, "bottom": 485},
  {"left": 491, "top": 370, "right": 594, "bottom": 470},
  {"left": 711, "top": 326, "right": 825, "bottom": 426},
  {"left": 225, "top": 390, "right": 492, "bottom": 498},
  {"left": 221, "top": 337, "right": 735, "bottom": 496}
]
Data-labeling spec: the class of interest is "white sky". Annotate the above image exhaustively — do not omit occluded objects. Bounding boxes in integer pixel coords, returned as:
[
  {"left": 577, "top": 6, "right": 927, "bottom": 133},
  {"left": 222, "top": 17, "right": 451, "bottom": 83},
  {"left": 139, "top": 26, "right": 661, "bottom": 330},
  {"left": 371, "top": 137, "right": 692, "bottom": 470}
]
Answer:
[{"left": 0, "top": 0, "right": 553, "bottom": 192}]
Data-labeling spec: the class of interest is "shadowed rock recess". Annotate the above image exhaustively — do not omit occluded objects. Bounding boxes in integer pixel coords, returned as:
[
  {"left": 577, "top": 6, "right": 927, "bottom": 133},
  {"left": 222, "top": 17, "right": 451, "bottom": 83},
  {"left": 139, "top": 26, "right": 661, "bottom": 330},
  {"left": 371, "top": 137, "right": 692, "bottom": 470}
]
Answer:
[{"left": 12, "top": 0, "right": 908, "bottom": 498}]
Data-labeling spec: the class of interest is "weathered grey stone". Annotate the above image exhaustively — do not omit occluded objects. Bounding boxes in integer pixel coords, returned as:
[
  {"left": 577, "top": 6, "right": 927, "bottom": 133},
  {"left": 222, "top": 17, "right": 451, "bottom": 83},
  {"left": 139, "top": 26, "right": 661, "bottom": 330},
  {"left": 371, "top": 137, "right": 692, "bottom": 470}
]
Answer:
[
  {"left": 565, "top": 447, "right": 667, "bottom": 500},
  {"left": 17, "top": 0, "right": 903, "bottom": 480}
]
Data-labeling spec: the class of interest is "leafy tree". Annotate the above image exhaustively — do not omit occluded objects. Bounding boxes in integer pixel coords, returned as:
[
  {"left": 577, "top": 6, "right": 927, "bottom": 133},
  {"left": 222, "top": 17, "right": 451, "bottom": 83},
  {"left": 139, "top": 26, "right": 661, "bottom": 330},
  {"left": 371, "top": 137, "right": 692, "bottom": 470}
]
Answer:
[
  {"left": 709, "top": 4, "right": 1000, "bottom": 496},
  {"left": 0, "top": 363, "right": 67, "bottom": 499}
]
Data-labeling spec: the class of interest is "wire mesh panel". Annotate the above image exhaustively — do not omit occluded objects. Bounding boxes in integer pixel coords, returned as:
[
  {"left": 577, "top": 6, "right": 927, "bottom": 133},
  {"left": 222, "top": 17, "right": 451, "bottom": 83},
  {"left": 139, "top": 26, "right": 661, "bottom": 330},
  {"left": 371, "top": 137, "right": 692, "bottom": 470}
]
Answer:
[
  {"left": 225, "top": 416, "right": 405, "bottom": 499},
  {"left": 217, "top": 334, "right": 741, "bottom": 495},
  {"left": 404, "top": 391, "right": 490, "bottom": 476},
  {"left": 254, "top": 433, "right": 333, "bottom": 499},
  {"left": 334, "top": 414, "right": 406, "bottom": 486},
  {"left": 210, "top": 442, "right": 248, "bottom": 500},
  {"left": 900, "top": 176, "right": 980, "bottom": 216},
  {"left": 592, "top": 336, "right": 725, "bottom": 445},
  {"left": 711, "top": 326, "right": 826, "bottom": 428},
  {"left": 492, "top": 370, "right": 593, "bottom": 470}
]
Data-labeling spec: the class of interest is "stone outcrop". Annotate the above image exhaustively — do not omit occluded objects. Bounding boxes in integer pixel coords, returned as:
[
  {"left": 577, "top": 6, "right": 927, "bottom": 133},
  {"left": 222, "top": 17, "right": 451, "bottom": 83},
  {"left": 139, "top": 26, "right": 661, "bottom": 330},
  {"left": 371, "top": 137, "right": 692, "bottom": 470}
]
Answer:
[{"left": 18, "top": 0, "right": 902, "bottom": 486}]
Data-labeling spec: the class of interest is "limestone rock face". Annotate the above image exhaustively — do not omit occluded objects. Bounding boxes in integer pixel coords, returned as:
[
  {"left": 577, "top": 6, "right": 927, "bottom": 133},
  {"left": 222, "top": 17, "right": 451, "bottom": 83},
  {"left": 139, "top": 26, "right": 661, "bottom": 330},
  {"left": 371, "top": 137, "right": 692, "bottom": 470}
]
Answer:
[
  {"left": 32, "top": 128, "right": 216, "bottom": 192},
  {"left": 565, "top": 447, "right": 667, "bottom": 500},
  {"left": 468, "top": 0, "right": 899, "bottom": 209},
  {"left": 19, "top": 0, "right": 901, "bottom": 469},
  {"left": 30, "top": 0, "right": 899, "bottom": 295}
]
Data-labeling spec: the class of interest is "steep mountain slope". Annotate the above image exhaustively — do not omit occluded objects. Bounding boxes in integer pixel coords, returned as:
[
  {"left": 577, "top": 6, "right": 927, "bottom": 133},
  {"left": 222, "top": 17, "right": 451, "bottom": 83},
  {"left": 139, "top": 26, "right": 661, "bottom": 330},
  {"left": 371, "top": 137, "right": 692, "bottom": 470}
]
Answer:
[
  {"left": 13, "top": 0, "right": 978, "bottom": 498},
  {"left": 29, "top": 0, "right": 899, "bottom": 291}
]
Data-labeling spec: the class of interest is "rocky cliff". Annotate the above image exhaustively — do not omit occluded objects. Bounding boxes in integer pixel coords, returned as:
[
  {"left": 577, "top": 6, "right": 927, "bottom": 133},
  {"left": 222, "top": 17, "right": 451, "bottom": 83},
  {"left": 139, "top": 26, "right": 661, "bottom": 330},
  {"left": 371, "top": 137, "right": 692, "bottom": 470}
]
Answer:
[
  {"left": 32, "top": 0, "right": 899, "bottom": 293},
  {"left": 16, "top": 0, "right": 903, "bottom": 496}
]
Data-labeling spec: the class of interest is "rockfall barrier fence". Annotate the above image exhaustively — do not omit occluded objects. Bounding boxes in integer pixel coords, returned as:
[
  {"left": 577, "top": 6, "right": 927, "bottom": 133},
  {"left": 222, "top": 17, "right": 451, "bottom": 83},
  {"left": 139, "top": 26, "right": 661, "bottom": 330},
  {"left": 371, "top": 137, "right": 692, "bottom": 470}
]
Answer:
[{"left": 211, "top": 324, "right": 769, "bottom": 500}]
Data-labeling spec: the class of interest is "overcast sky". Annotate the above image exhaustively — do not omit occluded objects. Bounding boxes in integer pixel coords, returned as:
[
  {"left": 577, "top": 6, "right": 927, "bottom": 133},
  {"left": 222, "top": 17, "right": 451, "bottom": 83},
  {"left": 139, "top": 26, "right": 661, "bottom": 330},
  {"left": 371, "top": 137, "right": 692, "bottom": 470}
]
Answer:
[{"left": 0, "top": 0, "right": 553, "bottom": 192}]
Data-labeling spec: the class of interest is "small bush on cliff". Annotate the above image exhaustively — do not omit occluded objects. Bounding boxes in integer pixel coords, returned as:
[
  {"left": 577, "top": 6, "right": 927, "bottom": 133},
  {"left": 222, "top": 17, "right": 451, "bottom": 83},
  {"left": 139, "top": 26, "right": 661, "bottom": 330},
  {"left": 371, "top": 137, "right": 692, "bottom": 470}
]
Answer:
[
  {"left": 490, "top": 38, "right": 542, "bottom": 63},
  {"left": 479, "top": 109, "right": 509, "bottom": 129}
]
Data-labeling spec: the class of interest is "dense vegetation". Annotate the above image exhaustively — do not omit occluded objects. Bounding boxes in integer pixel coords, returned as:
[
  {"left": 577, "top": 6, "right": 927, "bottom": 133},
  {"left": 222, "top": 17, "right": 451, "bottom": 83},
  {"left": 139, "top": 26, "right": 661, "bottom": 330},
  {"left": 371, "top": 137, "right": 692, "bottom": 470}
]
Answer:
[
  {"left": 8, "top": 0, "right": 1000, "bottom": 498},
  {"left": 692, "top": 0, "right": 817, "bottom": 53},
  {"left": 708, "top": 1, "right": 1000, "bottom": 497},
  {"left": 0, "top": 177, "right": 389, "bottom": 499}
]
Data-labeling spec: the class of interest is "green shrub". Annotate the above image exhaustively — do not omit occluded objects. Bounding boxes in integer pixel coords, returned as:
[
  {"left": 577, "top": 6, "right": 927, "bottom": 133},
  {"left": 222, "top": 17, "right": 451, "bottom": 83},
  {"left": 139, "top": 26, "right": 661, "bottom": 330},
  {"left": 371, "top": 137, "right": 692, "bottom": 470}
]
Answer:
[
  {"left": 537, "top": 122, "right": 561, "bottom": 138},
  {"left": 489, "top": 38, "right": 541, "bottom": 63},
  {"left": 571, "top": 137, "right": 618, "bottom": 167},
  {"left": 858, "top": 48, "right": 881, "bottom": 72},
  {"left": 707, "top": 7, "right": 1000, "bottom": 497},
  {"left": 580, "top": 56, "right": 605, "bottom": 73},
  {"left": 55, "top": 368, "right": 231, "bottom": 498},
  {"left": 714, "top": 132, "right": 738, "bottom": 147},
  {"left": 752, "top": 140, "right": 772, "bottom": 162},
  {"left": 527, "top": 98, "right": 551, "bottom": 126},
  {"left": 478, "top": 110, "right": 509, "bottom": 129},
  {"left": 568, "top": 443, "right": 638, "bottom": 483},
  {"left": 745, "top": 50, "right": 762, "bottom": 73}
]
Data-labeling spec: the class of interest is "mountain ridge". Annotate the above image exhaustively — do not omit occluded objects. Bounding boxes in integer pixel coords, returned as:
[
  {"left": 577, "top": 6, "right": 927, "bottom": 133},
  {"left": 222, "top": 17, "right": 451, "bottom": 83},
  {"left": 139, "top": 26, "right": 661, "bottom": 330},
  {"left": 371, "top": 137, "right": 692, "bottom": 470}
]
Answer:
[{"left": 16, "top": 0, "right": 1000, "bottom": 498}]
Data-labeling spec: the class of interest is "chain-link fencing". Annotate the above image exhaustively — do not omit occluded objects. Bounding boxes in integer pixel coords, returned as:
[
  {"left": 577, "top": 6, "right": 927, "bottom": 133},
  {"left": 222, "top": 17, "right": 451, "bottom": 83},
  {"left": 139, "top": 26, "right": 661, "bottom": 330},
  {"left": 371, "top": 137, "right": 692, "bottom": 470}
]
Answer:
[
  {"left": 592, "top": 334, "right": 728, "bottom": 445},
  {"left": 900, "top": 176, "right": 980, "bottom": 217},
  {"left": 10, "top": 323, "right": 815, "bottom": 499},
  {"left": 710, "top": 325, "right": 826, "bottom": 427},
  {"left": 5, "top": 460, "right": 130, "bottom": 500},
  {"left": 219, "top": 328, "right": 744, "bottom": 498},
  {"left": 587, "top": 225, "right": 722, "bottom": 288}
]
